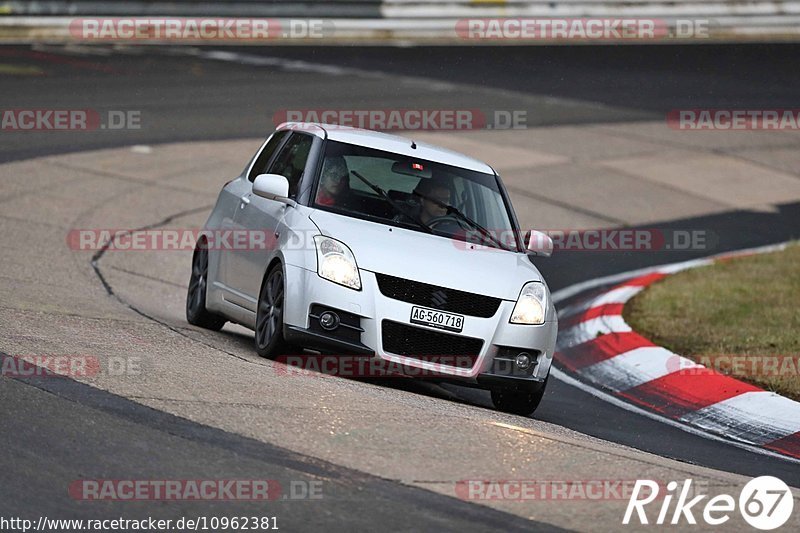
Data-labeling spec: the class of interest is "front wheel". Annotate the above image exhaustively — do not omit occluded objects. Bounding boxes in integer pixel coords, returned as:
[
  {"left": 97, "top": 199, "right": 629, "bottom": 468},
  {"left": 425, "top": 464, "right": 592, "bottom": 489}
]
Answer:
[
  {"left": 490, "top": 376, "right": 548, "bottom": 416},
  {"left": 255, "top": 265, "right": 290, "bottom": 358},
  {"left": 186, "top": 243, "right": 226, "bottom": 331}
]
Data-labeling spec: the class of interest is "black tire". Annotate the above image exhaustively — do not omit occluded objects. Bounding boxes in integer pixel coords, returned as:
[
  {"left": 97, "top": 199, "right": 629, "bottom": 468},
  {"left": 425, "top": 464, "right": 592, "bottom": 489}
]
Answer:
[
  {"left": 186, "top": 243, "right": 226, "bottom": 331},
  {"left": 255, "top": 265, "right": 289, "bottom": 358},
  {"left": 490, "top": 376, "right": 548, "bottom": 416}
]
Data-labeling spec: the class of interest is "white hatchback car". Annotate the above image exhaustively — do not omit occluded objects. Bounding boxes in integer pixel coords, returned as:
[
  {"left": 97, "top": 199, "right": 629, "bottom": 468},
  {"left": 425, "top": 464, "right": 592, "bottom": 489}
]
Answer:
[{"left": 187, "top": 123, "right": 557, "bottom": 415}]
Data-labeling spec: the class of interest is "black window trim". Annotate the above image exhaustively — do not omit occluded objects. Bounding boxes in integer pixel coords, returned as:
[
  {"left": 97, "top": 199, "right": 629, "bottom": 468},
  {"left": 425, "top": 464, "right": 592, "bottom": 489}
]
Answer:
[
  {"left": 247, "top": 130, "right": 291, "bottom": 183},
  {"left": 266, "top": 131, "right": 319, "bottom": 200}
]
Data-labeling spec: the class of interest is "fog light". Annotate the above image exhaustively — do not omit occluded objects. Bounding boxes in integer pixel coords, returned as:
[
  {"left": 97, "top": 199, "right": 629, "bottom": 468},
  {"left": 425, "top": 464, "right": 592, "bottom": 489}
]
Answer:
[
  {"left": 319, "top": 311, "right": 340, "bottom": 331},
  {"left": 515, "top": 352, "right": 532, "bottom": 370}
]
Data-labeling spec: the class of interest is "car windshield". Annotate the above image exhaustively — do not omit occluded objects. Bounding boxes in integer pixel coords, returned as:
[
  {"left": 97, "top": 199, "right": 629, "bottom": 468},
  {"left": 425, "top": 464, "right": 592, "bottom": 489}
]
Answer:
[{"left": 313, "top": 139, "right": 519, "bottom": 251}]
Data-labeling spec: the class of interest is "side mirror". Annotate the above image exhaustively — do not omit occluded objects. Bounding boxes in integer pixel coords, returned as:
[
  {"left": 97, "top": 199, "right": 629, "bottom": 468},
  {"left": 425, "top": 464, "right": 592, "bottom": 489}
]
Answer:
[
  {"left": 525, "top": 230, "right": 553, "bottom": 257},
  {"left": 253, "top": 173, "right": 289, "bottom": 200}
]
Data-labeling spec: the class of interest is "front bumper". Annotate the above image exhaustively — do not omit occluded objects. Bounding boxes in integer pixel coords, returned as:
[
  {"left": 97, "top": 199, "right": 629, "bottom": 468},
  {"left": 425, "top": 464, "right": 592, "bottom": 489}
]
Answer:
[{"left": 282, "top": 264, "right": 558, "bottom": 386}]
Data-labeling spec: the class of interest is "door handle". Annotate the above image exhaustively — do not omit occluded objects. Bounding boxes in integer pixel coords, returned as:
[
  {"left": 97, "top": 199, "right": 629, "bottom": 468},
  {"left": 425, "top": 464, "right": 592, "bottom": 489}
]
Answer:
[{"left": 240, "top": 196, "right": 251, "bottom": 208}]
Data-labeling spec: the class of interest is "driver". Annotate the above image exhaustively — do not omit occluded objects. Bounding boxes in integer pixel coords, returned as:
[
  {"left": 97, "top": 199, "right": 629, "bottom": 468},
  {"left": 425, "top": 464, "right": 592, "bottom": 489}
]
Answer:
[{"left": 412, "top": 178, "right": 452, "bottom": 224}]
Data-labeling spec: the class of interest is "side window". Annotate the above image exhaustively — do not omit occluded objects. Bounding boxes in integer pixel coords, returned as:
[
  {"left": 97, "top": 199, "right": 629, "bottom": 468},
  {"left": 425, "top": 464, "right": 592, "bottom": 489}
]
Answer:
[
  {"left": 268, "top": 133, "right": 314, "bottom": 197},
  {"left": 248, "top": 131, "right": 289, "bottom": 182}
]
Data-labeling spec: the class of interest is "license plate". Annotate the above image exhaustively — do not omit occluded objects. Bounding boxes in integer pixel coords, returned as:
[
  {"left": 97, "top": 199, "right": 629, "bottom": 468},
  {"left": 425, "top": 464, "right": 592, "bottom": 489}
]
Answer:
[{"left": 410, "top": 306, "right": 465, "bottom": 333}]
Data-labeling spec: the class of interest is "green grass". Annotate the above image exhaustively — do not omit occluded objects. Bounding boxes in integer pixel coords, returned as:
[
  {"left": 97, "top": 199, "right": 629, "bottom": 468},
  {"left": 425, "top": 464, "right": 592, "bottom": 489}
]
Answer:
[{"left": 624, "top": 244, "right": 800, "bottom": 400}]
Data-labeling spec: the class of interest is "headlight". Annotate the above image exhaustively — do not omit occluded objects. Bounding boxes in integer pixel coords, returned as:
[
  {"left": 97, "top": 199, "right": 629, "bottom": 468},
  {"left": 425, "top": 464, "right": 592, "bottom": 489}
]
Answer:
[
  {"left": 510, "top": 282, "right": 547, "bottom": 325},
  {"left": 314, "top": 236, "right": 361, "bottom": 290}
]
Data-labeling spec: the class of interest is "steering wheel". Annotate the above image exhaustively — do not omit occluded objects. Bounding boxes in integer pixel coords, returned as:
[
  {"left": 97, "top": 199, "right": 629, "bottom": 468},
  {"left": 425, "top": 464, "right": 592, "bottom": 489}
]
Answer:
[{"left": 426, "top": 215, "right": 470, "bottom": 232}]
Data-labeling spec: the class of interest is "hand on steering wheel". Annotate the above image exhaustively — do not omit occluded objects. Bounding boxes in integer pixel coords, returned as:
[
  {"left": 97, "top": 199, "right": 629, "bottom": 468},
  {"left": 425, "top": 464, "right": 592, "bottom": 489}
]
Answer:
[{"left": 426, "top": 215, "right": 470, "bottom": 231}]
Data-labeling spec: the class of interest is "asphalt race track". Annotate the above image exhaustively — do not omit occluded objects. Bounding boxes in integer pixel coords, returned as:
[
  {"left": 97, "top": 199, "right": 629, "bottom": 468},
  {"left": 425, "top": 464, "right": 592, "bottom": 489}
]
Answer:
[{"left": 1, "top": 44, "right": 799, "bottom": 530}]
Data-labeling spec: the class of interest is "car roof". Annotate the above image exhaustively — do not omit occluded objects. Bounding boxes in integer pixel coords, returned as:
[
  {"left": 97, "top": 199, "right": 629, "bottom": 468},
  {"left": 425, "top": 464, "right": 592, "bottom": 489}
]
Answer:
[{"left": 276, "top": 122, "right": 495, "bottom": 174}]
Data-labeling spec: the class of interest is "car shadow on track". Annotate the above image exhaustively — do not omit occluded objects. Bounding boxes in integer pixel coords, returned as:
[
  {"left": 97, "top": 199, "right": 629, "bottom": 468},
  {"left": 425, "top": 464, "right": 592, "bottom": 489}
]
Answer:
[{"left": 206, "top": 326, "right": 500, "bottom": 412}]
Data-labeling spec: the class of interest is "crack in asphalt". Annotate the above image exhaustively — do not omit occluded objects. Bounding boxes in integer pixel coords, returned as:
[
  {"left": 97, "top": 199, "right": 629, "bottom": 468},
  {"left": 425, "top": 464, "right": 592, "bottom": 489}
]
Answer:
[
  {"left": 0, "top": 305, "right": 146, "bottom": 324},
  {"left": 88, "top": 204, "right": 268, "bottom": 368},
  {"left": 108, "top": 265, "right": 186, "bottom": 288},
  {"left": 58, "top": 159, "right": 234, "bottom": 189}
]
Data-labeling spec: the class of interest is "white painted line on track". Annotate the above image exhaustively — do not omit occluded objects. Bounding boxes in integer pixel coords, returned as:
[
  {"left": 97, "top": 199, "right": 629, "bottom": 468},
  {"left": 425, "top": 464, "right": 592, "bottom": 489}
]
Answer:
[{"left": 173, "top": 47, "right": 630, "bottom": 112}]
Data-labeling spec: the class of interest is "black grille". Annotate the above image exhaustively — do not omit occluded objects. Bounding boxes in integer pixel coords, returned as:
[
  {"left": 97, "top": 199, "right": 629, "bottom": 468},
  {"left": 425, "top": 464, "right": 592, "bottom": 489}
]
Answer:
[
  {"left": 381, "top": 320, "right": 483, "bottom": 368},
  {"left": 375, "top": 273, "right": 501, "bottom": 318}
]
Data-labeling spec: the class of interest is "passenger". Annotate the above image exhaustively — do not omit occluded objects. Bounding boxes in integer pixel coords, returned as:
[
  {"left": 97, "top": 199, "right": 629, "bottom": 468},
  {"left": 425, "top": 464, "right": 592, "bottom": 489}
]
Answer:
[{"left": 316, "top": 156, "right": 351, "bottom": 207}]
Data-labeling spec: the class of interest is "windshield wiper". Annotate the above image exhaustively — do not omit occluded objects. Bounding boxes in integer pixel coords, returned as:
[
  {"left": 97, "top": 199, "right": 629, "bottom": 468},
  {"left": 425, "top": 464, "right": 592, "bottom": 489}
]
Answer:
[
  {"left": 349, "top": 170, "right": 434, "bottom": 234},
  {"left": 425, "top": 196, "right": 512, "bottom": 252}
]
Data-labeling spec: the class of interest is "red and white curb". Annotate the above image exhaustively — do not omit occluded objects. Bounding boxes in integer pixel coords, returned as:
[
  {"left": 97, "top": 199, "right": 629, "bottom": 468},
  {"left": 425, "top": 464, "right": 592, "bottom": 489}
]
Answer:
[{"left": 551, "top": 242, "right": 800, "bottom": 461}]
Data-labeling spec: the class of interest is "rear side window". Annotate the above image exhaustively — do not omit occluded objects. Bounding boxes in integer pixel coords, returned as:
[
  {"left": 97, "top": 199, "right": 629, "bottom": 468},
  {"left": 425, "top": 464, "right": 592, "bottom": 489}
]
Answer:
[
  {"left": 268, "top": 133, "right": 314, "bottom": 198},
  {"left": 248, "top": 130, "right": 289, "bottom": 182}
]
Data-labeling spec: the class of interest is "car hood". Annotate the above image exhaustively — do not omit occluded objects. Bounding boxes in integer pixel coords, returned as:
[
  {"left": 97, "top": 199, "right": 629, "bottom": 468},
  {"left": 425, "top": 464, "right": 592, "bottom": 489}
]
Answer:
[{"left": 310, "top": 210, "right": 542, "bottom": 300}]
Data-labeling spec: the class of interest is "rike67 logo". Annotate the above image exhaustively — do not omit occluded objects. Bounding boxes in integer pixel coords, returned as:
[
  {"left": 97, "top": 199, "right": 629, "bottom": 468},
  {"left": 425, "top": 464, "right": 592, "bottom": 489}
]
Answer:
[{"left": 623, "top": 476, "right": 794, "bottom": 529}]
